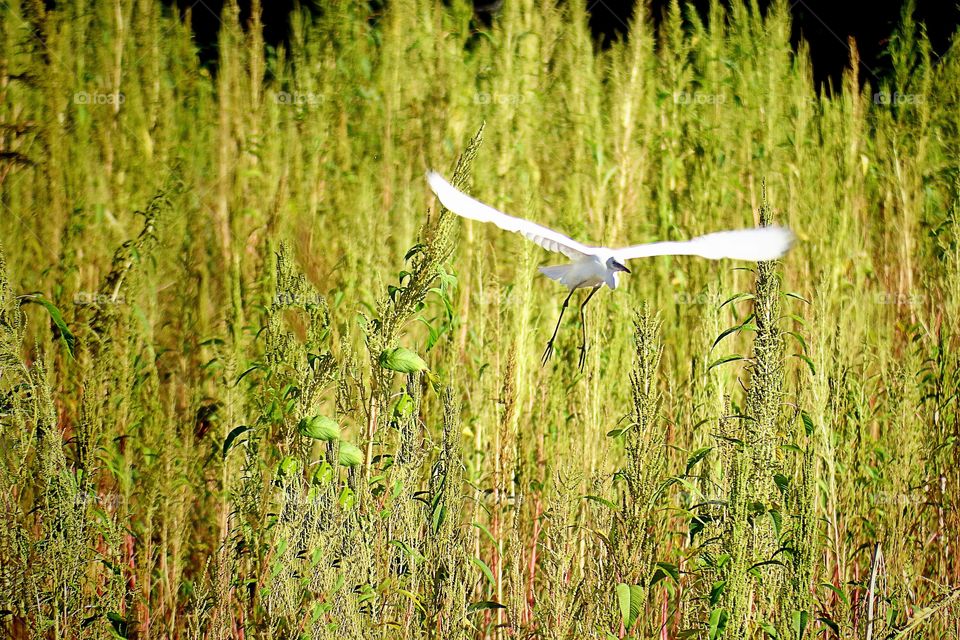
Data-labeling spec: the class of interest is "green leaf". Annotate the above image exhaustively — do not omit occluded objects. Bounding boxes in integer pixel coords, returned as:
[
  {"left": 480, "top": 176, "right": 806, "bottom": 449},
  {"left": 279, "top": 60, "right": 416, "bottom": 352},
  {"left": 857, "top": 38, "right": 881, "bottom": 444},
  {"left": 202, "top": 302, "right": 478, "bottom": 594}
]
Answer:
[
  {"left": 20, "top": 294, "right": 76, "bottom": 359},
  {"left": 709, "top": 581, "right": 726, "bottom": 606},
  {"left": 583, "top": 494, "right": 617, "bottom": 510},
  {"left": 792, "top": 610, "right": 809, "bottom": 639},
  {"left": 708, "top": 608, "right": 729, "bottom": 639},
  {"left": 759, "top": 620, "right": 779, "bottom": 638},
  {"left": 817, "top": 616, "right": 840, "bottom": 635},
  {"left": 708, "top": 354, "right": 744, "bottom": 371},
  {"left": 616, "top": 583, "right": 631, "bottom": 628},
  {"left": 773, "top": 473, "right": 790, "bottom": 495},
  {"left": 404, "top": 243, "right": 426, "bottom": 261},
  {"left": 298, "top": 415, "right": 341, "bottom": 441},
  {"left": 792, "top": 353, "right": 816, "bottom": 375},
  {"left": 338, "top": 442, "right": 363, "bottom": 467},
  {"left": 784, "top": 330, "right": 808, "bottom": 353},
  {"left": 223, "top": 425, "right": 251, "bottom": 458},
  {"left": 235, "top": 364, "right": 262, "bottom": 385},
  {"left": 471, "top": 556, "right": 495, "bottom": 587},
  {"left": 712, "top": 316, "right": 756, "bottom": 350},
  {"left": 719, "top": 292, "right": 754, "bottom": 309},
  {"left": 378, "top": 347, "right": 428, "bottom": 373},
  {"left": 472, "top": 522, "right": 499, "bottom": 551},
  {"left": 392, "top": 393, "right": 415, "bottom": 419},
  {"left": 615, "top": 583, "right": 643, "bottom": 629},
  {"left": 431, "top": 503, "right": 446, "bottom": 533},
  {"left": 311, "top": 461, "right": 334, "bottom": 486},
  {"left": 277, "top": 455, "right": 300, "bottom": 477},
  {"left": 388, "top": 539, "right": 425, "bottom": 564},
  {"left": 654, "top": 562, "right": 680, "bottom": 584},
  {"left": 818, "top": 582, "right": 850, "bottom": 607},
  {"left": 629, "top": 585, "right": 643, "bottom": 628},
  {"left": 686, "top": 447, "right": 713, "bottom": 473},
  {"left": 800, "top": 411, "right": 815, "bottom": 437},
  {"left": 769, "top": 509, "right": 783, "bottom": 536},
  {"left": 467, "top": 600, "right": 505, "bottom": 614},
  {"left": 105, "top": 611, "right": 129, "bottom": 638}
]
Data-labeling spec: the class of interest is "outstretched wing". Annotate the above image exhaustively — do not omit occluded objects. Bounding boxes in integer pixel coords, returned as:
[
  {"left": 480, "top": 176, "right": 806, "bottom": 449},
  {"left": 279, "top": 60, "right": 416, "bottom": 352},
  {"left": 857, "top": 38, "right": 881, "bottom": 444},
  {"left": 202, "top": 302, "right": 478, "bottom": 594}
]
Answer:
[
  {"left": 427, "top": 172, "right": 593, "bottom": 259},
  {"left": 613, "top": 227, "right": 795, "bottom": 262}
]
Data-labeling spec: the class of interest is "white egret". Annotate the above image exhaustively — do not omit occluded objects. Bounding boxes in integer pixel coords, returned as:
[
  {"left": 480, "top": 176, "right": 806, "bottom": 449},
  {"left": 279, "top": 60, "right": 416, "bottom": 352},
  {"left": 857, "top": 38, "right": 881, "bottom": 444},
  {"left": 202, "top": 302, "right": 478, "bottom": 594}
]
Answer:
[{"left": 426, "top": 171, "right": 794, "bottom": 370}]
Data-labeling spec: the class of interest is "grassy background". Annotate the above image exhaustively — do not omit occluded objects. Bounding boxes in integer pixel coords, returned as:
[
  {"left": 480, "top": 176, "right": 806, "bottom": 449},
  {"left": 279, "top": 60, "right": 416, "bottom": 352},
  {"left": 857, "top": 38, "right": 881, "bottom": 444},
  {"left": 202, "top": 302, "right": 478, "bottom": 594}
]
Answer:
[{"left": 1, "top": 0, "right": 958, "bottom": 637}]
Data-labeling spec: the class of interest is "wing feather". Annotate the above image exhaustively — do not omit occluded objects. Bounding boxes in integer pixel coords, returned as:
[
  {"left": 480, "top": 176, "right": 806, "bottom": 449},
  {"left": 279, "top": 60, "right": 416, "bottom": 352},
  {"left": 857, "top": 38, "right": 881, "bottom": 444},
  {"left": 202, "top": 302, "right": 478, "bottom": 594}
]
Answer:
[
  {"left": 613, "top": 227, "right": 794, "bottom": 262},
  {"left": 427, "top": 172, "right": 592, "bottom": 259}
]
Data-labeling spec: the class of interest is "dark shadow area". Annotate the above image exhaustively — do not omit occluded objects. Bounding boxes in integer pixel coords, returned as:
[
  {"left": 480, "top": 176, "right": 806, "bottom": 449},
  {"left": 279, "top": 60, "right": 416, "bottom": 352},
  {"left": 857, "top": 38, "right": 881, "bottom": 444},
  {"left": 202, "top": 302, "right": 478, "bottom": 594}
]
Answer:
[
  {"left": 160, "top": 0, "right": 958, "bottom": 89},
  {"left": 593, "top": 0, "right": 958, "bottom": 89}
]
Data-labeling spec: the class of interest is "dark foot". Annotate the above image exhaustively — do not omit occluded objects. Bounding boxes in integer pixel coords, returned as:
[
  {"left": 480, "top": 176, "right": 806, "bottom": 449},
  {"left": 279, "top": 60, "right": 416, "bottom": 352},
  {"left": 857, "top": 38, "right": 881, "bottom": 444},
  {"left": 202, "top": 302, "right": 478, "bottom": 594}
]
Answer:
[
  {"left": 542, "top": 341, "right": 555, "bottom": 366},
  {"left": 578, "top": 343, "right": 587, "bottom": 371}
]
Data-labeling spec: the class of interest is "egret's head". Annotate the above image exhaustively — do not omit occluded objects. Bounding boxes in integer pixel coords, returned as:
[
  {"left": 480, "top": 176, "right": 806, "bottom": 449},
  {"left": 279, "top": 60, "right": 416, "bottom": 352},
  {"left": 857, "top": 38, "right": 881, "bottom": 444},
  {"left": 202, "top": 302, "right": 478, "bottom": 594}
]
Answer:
[{"left": 607, "top": 257, "right": 631, "bottom": 274}]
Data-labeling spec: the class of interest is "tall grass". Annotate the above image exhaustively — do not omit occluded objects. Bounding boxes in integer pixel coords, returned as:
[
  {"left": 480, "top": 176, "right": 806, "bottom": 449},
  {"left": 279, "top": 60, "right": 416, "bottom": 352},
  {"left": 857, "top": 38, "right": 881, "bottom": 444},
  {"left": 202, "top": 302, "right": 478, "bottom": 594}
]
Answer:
[{"left": 1, "top": 0, "right": 959, "bottom": 637}]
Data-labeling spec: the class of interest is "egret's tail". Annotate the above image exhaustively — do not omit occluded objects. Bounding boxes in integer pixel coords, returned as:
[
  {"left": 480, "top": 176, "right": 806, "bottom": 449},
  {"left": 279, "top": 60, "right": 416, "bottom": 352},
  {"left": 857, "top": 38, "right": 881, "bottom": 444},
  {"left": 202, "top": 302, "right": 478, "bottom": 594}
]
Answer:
[{"left": 538, "top": 264, "right": 575, "bottom": 287}]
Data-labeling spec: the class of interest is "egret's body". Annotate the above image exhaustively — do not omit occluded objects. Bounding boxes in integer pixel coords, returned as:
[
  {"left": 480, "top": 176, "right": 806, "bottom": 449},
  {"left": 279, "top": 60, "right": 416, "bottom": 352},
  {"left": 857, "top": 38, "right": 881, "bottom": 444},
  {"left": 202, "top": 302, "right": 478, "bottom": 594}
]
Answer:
[
  {"left": 426, "top": 171, "right": 794, "bottom": 368},
  {"left": 539, "top": 253, "right": 625, "bottom": 290}
]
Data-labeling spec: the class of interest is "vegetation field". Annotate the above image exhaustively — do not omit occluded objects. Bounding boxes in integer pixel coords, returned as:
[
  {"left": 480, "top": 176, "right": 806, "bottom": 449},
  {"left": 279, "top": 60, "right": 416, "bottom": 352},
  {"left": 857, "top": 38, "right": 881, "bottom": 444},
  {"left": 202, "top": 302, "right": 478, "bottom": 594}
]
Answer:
[{"left": 1, "top": 0, "right": 958, "bottom": 637}]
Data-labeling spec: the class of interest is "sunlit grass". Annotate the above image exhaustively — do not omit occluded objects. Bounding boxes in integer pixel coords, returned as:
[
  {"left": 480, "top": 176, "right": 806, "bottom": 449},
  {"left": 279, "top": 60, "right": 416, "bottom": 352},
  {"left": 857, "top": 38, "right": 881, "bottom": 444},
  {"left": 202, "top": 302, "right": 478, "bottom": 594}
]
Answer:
[{"left": 0, "top": 0, "right": 958, "bottom": 637}]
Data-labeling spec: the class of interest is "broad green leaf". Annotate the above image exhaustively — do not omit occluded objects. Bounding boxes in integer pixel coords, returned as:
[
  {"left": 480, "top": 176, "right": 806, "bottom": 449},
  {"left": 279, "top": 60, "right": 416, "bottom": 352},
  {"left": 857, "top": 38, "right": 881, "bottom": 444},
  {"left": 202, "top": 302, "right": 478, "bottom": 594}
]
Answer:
[
  {"left": 471, "top": 556, "right": 495, "bottom": 587},
  {"left": 818, "top": 582, "right": 850, "bottom": 607},
  {"left": 654, "top": 562, "right": 680, "bottom": 584},
  {"left": 817, "top": 616, "right": 840, "bottom": 635},
  {"left": 379, "top": 347, "right": 428, "bottom": 373},
  {"left": 338, "top": 442, "right": 363, "bottom": 467},
  {"left": 311, "top": 461, "right": 334, "bottom": 486},
  {"left": 686, "top": 447, "right": 713, "bottom": 473},
  {"left": 223, "top": 425, "right": 251, "bottom": 458},
  {"left": 708, "top": 607, "right": 728, "bottom": 639},
  {"left": 299, "top": 415, "right": 340, "bottom": 441},
  {"left": 466, "top": 600, "right": 505, "bottom": 614},
  {"left": 709, "top": 580, "right": 726, "bottom": 606},
  {"left": 616, "top": 583, "right": 631, "bottom": 627},
  {"left": 615, "top": 583, "right": 643, "bottom": 629},
  {"left": 774, "top": 473, "right": 790, "bottom": 495},
  {"left": 277, "top": 455, "right": 299, "bottom": 477},
  {"left": 629, "top": 585, "right": 643, "bottom": 628},
  {"left": 759, "top": 620, "right": 779, "bottom": 638},
  {"left": 792, "top": 610, "right": 809, "bottom": 639},
  {"left": 800, "top": 411, "right": 815, "bottom": 437},
  {"left": 21, "top": 294, "right": 76, "bottom": 358}
]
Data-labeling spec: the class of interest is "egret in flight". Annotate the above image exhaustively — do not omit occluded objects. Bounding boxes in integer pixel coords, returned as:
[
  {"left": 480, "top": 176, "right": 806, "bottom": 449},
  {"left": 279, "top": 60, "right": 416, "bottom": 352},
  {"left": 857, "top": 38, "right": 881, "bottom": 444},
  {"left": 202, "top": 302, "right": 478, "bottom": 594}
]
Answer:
[{"left": 426, "top": 172, "right": 794, "bottom": 370}]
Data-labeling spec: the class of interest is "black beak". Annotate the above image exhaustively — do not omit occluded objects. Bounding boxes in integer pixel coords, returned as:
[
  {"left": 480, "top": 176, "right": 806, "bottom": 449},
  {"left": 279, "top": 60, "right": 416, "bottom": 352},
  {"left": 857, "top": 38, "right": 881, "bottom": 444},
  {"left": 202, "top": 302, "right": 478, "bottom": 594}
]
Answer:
[{"left": 614, "top": 261, "right": 631, "bottom": 274}]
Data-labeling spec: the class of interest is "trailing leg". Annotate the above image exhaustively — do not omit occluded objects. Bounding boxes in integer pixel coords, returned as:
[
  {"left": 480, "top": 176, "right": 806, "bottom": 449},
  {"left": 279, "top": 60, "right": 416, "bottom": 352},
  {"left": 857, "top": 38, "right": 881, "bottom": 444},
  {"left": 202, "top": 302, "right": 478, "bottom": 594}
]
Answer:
[
  {"left": 542, "top": 288, "right": 577, "bottom": 366},
  {"left": 577, "top": 285, "right": 601, "bottom": 371}
]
